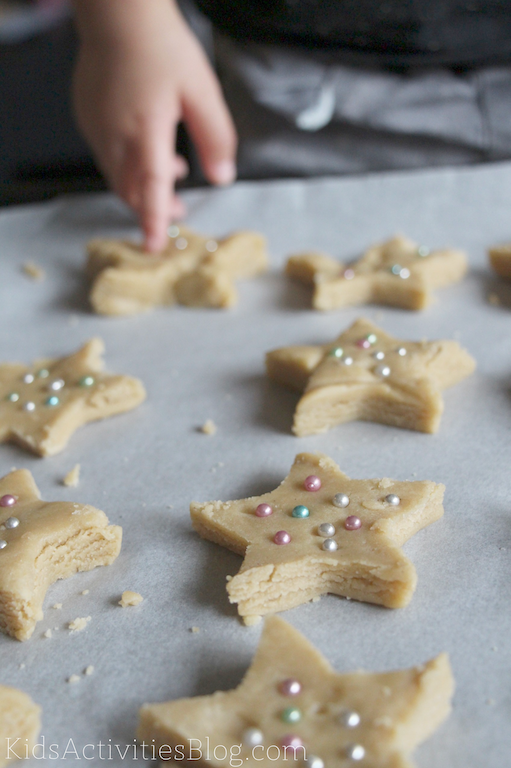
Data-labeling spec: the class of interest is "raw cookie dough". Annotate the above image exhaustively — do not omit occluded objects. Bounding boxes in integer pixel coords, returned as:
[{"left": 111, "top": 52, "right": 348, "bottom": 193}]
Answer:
[
  {"left": 87, "top": 225, "right": 268, "bottom": 315},
  {"left": 138, "top": 616, "right": 454, "bottom": 768},
  {"left": 191, "top": 452, "right": 444, "bottom": 620},
  {"left": 266, "top": 317, "right": 475, "bottom": 436},
  {"left": 0, "top": 338, "right": 146, "bottom": 456},
  {"left": 488, "top": 243, "right": 511, "bottom": 278},
  {"left": 0, "top": 469, "right": 122, "bottom": 641},
  {"left": 286, "top": 234, "right": 467, "bottom": 310},
  {"left": 0, "top": 684, "right": 41, "bottom": 767}
]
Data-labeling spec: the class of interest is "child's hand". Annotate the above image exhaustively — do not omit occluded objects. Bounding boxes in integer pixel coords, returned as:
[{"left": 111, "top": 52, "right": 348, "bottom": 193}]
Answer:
[{"left": 73, "top": 0, "right": 237, "bottom": 252}]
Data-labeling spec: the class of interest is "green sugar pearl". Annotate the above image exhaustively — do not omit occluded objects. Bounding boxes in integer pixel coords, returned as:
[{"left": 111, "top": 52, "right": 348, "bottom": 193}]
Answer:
[
  {"left": 6, "top": 393, "right": 20, "bottom": 402},
  {"left": 45, "top": 396, "right": 60, "bottom": 407},
  {"left": 37, "top": 369, "right": 49, "bottom": 378},
  {"left": 292, "top": 505, "right": 310, "bottom": 519},
  {"left": 79, "top": 376, "right": 95, "bottom": 387},
  {"left": 366, "top": 333, "right": 377, "bottom": 345},
  {"left": 329, "top": 347, "right": 343, "bottom": 359},
  {"left": 281, "top": 707, "right": 302, "bottom": 724}
]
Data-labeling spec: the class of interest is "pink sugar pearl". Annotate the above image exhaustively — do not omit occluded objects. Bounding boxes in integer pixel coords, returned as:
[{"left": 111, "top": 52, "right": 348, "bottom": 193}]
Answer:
[
  {"left": 0, "top": 495, "right": 16, "bottom": 508},
  {"left": 304, "top": 475, "right": 321, "bottom": 492},
  {"left": 345, "top": 516, "right": 362, "bottom": 531},
  {"left": 279, "top": 678, "right": 302, "bottom": 696},
  {"left": 274, "top": 530, "right": 291, "bottom": 545},
  {"left": 255, "top": 503, "right": 273, "bottom": 517},
  {"left": 356, "top": 338, "right": 371, "bottom": 349},
  {"left": 281, "top": 735, "right": 303, "bottom": 748}
]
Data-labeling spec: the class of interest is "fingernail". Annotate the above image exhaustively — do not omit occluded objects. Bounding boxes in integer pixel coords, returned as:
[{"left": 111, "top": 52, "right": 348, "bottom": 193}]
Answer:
[{"left": 211, "top": 160, "right": 236, "bottom": 186}]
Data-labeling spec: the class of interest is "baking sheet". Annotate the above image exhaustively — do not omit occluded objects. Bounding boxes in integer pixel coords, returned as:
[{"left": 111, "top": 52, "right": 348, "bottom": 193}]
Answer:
[{"left": 1, "top": 162, "right": 511, "bottom": 767}]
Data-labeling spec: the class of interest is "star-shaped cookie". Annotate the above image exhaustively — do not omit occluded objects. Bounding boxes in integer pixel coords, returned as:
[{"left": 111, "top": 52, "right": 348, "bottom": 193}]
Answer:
[
  {"left": 488, "top": 243, "right": 511, "bottom": 278},
  {"left": 286, "top": 234, "right": 467, "bottom": 310},
  {"left": 0, "top": 468, "right": 122, "bottom": 640},
  {"left": 266, "top": 318, "right": 475, "bottom": 436},
  {"left": 87, "top": 225, "right": 268, "bottom": 315},
  {"left": 191, "top": 452, "right": 444, "bottom": 620},
  {"left": 138, "top": 616, "right": 454, "bottom": 768},
  {"left": 0, "top": 338, "right": 146, "bottom": 456},
  {"left": 0, "top": 684, "right": 41, "bottom": 767}
]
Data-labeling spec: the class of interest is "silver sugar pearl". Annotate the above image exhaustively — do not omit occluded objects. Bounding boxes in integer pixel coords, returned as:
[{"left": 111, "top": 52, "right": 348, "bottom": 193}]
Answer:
[
  {"left": 168, "top": 225, "right": 180, "bottom": 238},
  {"left": 375, "top": 364, "right": 391, "bottom": 377},
  {"left": 322, "top": 538, "right": 338, "bottom": 552},
  {"left": 205, "top": 239, "right": 218, "bottom": 253},
  {"left": 23, "top": 402, "right": 36, "bottom": 412},
  {"left": 385, "top": 494, "right": 400, "bottom": 506},
  {"left": 50, "top": 379, "right": 65, "bottom": 391},
  {"left": 373, "top": 351, "right": 385, "bottom": 361},
  {"left": 4, "top": 517, "right": 19, "bottom": 529},
  {"left": 23, "top": 374, "right": 35, "bottom": 384},
  {"left": 343, "top": 356, "right": 354, "bottom": 366},
  {"left": 417, "top": 245, "right": 430, "bottom": 257},
  {"left": 242, "top": 727, "right": 264, "bottom": 747},
  {"left": 399, "top": 267, "right": 411, "bottom": 279},
  {"left": 175, "top": 237, "right": 188, "bottom": 250},
  {"left": 333, "top": 493, "right": 350, "bottom": 508},
  {"left": 318, "top": 522, "right": 335, "bottom": 538},
  {"left": 304, "top": 757, "right": 324, "bottom": 768},
  {"left": 397, "top": 347, "right": 407, "bottom": 356},
  {"left": 346, "top": 744, "right": 365, "bottom": 761},
  {"left": 341, "top": 710, "right": 361, "bottom": 728},
  {"left": 0, "top": 540, "right": 7, "bottom": 550}
]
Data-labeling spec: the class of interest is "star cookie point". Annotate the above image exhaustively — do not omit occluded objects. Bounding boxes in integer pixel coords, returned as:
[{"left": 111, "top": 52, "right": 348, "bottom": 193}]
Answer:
[
  {"left": 0, "top": 684, "right": 41, "bottom": 767},
  {"left": 137, "top": 616, "right": 454, "bottom": 767},
  {"left": 191, "top": 452, "right": 445, "bottom": 619},
  {"left": 0, "top": 338, "right": 146, "bottom": 456},
  {"left": 287, "top": 234, "right": 467, "bottom": 310},
  {"left": 266, "top": 318, "right": 475, "bottom": 437},
  {"left": 0, "top": 469, "right": 122, "bottom": 640},
  {"left": 87, "top": 225, "right": 268, "bottom": 315}
]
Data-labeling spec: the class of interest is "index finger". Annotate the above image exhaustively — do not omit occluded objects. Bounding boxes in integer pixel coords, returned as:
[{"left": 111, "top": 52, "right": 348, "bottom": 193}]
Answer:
[{"left": 137, "top": 123, "right": 176, "bottom": 253}]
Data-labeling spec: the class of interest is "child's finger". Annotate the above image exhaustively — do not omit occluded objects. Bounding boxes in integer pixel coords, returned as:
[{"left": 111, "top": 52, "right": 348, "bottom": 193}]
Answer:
[
  {"left": 182, "top": 70, "right": 237, "bottom": 187},
  {"left": 137, "top": 127, "right": 175, "bottom": 253}
]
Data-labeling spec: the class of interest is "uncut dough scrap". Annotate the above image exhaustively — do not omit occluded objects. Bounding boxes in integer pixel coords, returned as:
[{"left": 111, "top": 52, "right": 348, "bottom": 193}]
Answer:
[
  {"left": 87, "top": 225, "right": 268, "bottom": 315},
  {"left": 191, "top": 452, "right": 444, "bottom": 620},
  {"left": 488, "top": 243, "right": 511, "bottom": 278},
  {"left": 0, "top": 684, "right": 41, "bottom": 767},
  {"left": 0, "top": 338, "right": 146, "bottom": 457},
  {"left": 286, "top": 234, "right": 467, "bottom": 310},
  {"left": 266, "top": 317, "right": 475, "bottom": 437},
  {"left": 138, "top": 616, "right": 454, "bottom": 768},
  {"left": 0, "top": 469, "right": 122, "bottom": 641}
]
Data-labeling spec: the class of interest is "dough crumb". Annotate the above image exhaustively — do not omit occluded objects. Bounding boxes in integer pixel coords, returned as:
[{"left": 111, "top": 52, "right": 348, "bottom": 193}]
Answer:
[
  {"left": 119, "top": 591, "right": 143, "bottom": 608},
  {"left": 53, "top": 603, "right": 63, "bottom": 610},
  {"left": 311, "top": 596, "right": 321, "bottom": 603},
  {"left": 63, "top": 464, "right": 81, "bottom": 488},
  {"left": 81, "top": 590, "right": 89, "bottom": 596},
  {"left": 68, "top": 616, "right": 91, "bottom": 633},
  {"left": 22, "top": 261, "right": 46, "bottom": 281},
  {"left": 84, "top": 666, "right": 95, "bottom": 676},
  {"left": 243, "top": 615, "right": 262, "bottom": 627},
  {"left": 486, "top": 698, "right": 496, "bottom": 706},
  {"left": 200, "top": 419, "right": 217, "bottom": 435},
  {"left": 190, "top": 626, "right": 200, "bottom": 634},
  {"left": 488, "top": 293, "right": 500, "bottom": 306},
  {"left": 43, "top": 629, "right": 52, "bottom": 639},
  {"left": 19, "top": 663, "right": 25, "bottom": 670},
  {"left": 67, "top": 674, "right": 81, "bottom": 685},
  {"left": 226, "top": 575, "right": 232, "bottom": 582}
]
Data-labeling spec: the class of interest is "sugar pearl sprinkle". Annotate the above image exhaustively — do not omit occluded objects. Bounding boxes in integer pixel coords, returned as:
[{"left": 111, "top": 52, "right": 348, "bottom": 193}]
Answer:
[
  {"left": 274, "top": 531, "right": 291, "bottom": 545},
  {"left": 375, "top": 364, "right": 391, "bottom": 377},
  {"left": 318, "top": 522, "right": 335, "bottom": 538},
  {"left": 373, "top": 350, "right": 385, "bottom": 361},
  {"left": 417, "top": 245, "right": 430, "bottom": 257},
  {"left": 5, "top": 517, "right": 20, "bottom": 529},
  {"left": 333, "top": 493, "right": 349, "bottom": 508},
  {"left": 281, "top": 706, "right": 302, "bottom": 724},
  {"left": 49, "top": 379, "right": 65, "bottom": 391},
  {"left": 0, "top": 495, "right": 17, "bottom": 508},
  {"left": 23, "top": 373, "right": 34, "bottom": 384},
  {"left": 346, "top": 744, "right": 365, "bottom": 761},
  {"left": 341, "top": 710, "right": 361, "bottom": 728},
  {"left": 322, "top": 538, "right": 338, "bottom": 552},
  {"left": 304, "top": 475, "right": 321, "bottom": 492},
  {"left": 175, "top": 237, "right": 188, "bottom": 250},
  {"left": 356, "top": 338, "right": 371, "bottom": 350},
  {"left": 343, "top": 356, "right": 354, "bottom": 366},
  {"left": 343, "top": 268, "right": 355, "bottom": 280},
  {"left": 329, "top": 346, "right": 344, "bottom": 359},
  {"left": 279, "top": 678, "right": 302, "bottom": 696},
  {"left": 0, "top": 540, "right": 7, "bottom": 550},
  {"left": 79, "top": 375, "right": 95, "bottom": 387},
  {"left": 292, "top": 505, "right": 310, "bottom": 519},
  {"left": 168, "top": 225, "right": 180, "bottom": 238},
  {"left": 45, "top": 396, "right": 60, "bottom": 407},
  {"left": 344, "top": 516, "right": 362, "bottom": 531},
  {"left": 255, "top": 503, "right": 273, "bottom": 518},
  {"left": 6, "top": 393, "right": 19, "bottom": 402},
  {"left": 281, "top": 735, "right": 303, "bottom": 748},
  {"left": 385, "top": 494, "right": 400, "bottom": 506},
  {"left": 23, "top": 402, "right": 36, "bottom": 412},
  {"left": 397, "top": 347, "right": 407, "bottom": 356},
  {"left": 242, "top": 727, "right": 264, "bottom": 747},
  {"left": 304, "top": 756, "right": 324, "bottom": 768},
  {"left": 206, "top": 240, "right": 218, "bottom": 253}
]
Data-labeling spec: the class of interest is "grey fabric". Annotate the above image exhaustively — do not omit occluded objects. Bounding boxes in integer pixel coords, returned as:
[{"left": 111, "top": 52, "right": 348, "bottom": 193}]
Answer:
[{"left": 215, "top": 34, "right": 511, "bottom": 178}]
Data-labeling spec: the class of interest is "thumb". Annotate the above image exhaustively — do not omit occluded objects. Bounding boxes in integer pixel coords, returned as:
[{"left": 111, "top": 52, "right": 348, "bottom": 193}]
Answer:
[{"left": 182, "top": 67, "right": 238, "bottom": 186}]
